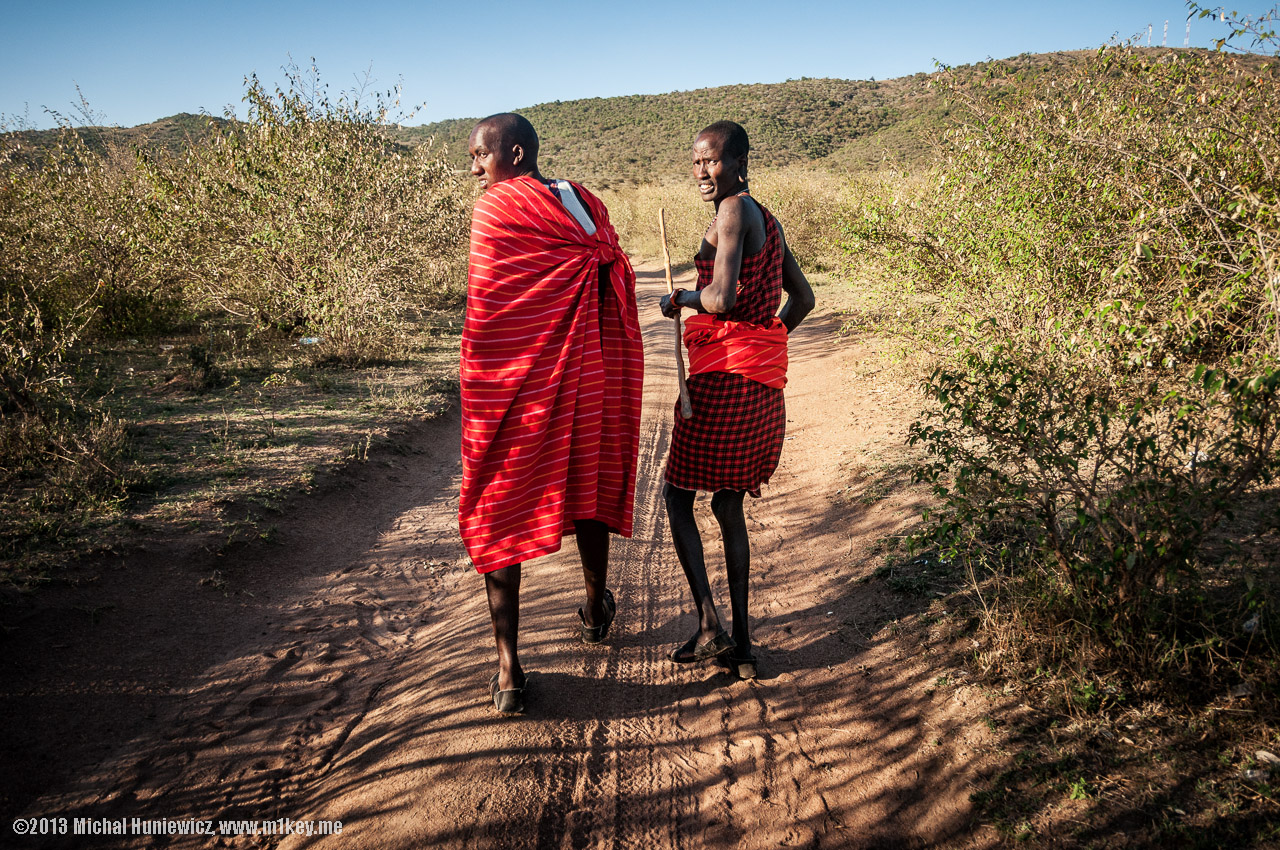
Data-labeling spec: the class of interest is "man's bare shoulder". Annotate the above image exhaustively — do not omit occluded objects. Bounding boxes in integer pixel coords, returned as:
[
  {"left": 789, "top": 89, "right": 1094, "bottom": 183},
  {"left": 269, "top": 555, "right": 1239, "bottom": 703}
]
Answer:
[
  {"left": 714, "top": 193, "right": 765, "bottom": 238},
  {"left": 715, "top": 193, "right": 750, "bottom": 218}
]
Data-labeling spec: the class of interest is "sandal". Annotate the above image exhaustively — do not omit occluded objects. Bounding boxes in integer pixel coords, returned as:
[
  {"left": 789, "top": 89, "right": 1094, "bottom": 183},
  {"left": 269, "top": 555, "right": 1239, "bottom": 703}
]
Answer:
[
  {"left": 490, "top": 672, "right": 527, "bottom": 715},
  {"left": 721, "top": 653, "right": 759, "bottom": 680},
  {"left": 578, "top": 588, "right": 616, "bottom": 644},
  {"left": 669, "top": 628, "right": 735, "bottom": 664}
]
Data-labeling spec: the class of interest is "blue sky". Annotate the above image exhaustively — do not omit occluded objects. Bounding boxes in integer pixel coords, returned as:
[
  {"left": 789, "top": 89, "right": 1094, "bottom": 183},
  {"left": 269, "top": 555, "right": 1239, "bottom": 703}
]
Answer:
[{"left": 0, "top": 1, "right": 1248, "bottom": 130}]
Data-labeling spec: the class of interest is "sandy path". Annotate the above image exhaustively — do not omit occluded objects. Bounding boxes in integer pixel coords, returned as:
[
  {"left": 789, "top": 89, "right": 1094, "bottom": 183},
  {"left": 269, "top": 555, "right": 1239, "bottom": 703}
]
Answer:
[{"left": 7, "top": 265, "right": 1005, "bottom": 849}]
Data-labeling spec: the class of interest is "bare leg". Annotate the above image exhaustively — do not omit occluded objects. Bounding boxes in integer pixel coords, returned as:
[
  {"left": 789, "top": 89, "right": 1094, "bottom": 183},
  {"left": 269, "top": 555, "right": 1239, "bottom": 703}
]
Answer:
[
  {"left": 484, "top": 564, "right": 523, "bottom": 691},
  {"left": 711, "top": 489, "right": 752, "bottom": 658},
  {"left": 664, "top": 482, "right": 723, "bottom": 642},
  {"left": 574, "top": 518, "right": 610, "bottom": 626}
]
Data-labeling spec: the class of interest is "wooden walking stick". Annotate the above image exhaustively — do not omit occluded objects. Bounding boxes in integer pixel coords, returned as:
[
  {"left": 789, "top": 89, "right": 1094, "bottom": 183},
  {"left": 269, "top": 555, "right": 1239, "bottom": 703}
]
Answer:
[{"left": 659, "top": 208, "right": 693, "bottom": 420}]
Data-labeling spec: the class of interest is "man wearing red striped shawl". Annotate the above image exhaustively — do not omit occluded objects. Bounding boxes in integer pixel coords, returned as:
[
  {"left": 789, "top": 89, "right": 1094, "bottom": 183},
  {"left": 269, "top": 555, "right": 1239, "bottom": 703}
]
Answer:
[
  {"left": 460, "top": 113, "right": 643, "bottom": 714},
  {"left": 659, "top": 121, "right": 815, "bottom": 679}
]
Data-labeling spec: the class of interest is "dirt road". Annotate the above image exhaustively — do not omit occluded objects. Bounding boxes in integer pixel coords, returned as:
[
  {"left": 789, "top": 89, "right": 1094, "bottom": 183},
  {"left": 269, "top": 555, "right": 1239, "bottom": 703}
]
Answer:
[{"left": 4, "top": 265, "right": 1005, "bottom": 848}]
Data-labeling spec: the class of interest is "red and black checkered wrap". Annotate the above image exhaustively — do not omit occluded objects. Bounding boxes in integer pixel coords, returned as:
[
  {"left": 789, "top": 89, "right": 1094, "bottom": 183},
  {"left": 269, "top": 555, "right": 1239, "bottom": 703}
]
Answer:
[
  {"left": 664, "top": 195, "right": 785, "bottom": 496},
  {"left": 665, "top": 372, "right": 785, "bottom": 496}
]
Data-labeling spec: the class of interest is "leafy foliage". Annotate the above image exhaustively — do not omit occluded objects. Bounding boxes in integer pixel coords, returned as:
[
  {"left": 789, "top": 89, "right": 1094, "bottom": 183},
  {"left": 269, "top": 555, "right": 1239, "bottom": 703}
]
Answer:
[
  {"left": 912, "top": 336, "right": 1280, "bottom": 621},
  {"left": 0, "top": 65, "right": 471, "bottom": 576},
  {"left": 0, "top": 124, "right": 155, "bottom": 525},
  {"left": 849, "top": 42, "right": 1280, "bottom": 677},
  {"left": 142, "top": 65, "right": 471, "bottom": 360}
]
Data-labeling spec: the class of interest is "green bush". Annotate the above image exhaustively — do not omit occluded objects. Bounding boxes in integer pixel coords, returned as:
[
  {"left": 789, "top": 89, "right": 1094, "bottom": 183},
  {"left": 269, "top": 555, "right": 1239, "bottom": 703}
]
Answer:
[
  {"left": 0, "top": 123, "right": 147, "bottom": 564},
  {"left": 911, "top": 331, "right": 1280, "bottom": 625},
  {"left": 0, "top": 64, "right": 474, "bottom": 576},
  {"left": 144, "top": 65, "right": 471, "bottom": 361},
  {"left": 0, "top": 122, "right": 187, "bottom": 339},
  {"left": 849, "top": 40, "right": 1280, "bottom": 675}
]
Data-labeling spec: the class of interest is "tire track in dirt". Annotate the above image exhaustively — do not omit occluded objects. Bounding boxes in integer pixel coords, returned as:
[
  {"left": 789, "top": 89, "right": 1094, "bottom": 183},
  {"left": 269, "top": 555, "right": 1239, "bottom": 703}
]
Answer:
[
  {"left": 482, "top": 269, "right": 695, "bottom": 850},
  {"left": 584, "top": 316, "right": 689, "bottom": 850}
]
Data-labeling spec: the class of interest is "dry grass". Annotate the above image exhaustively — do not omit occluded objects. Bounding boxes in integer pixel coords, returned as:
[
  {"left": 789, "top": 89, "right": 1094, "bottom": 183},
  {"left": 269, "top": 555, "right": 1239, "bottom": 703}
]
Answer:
[
  {"left": 1, "top": 314, "right": 463, "bottom": 586},
  {"left": 602, "top": 166, "right": 857, "bottom": 272}
]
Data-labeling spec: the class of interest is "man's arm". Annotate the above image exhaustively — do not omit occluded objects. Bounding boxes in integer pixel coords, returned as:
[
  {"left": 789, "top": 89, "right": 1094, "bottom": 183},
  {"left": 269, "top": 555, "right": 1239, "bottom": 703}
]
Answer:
[
  {"left": 776, "top": 228, "right": 815, "bottom": 333},
  {"left": 698, "top": 196, "right": 750, "bottom": 315},
  {"left": 670, "top": 193, "right": 747, "bottom": 318},
  {"left": 659, "top": 197, "right": 750, "bottom": 318}
]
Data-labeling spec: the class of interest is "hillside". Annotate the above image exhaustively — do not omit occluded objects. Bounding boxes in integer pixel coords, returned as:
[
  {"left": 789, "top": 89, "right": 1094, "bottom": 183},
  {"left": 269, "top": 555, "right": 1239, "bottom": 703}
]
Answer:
[
  {"left": 399, "top": 75, "right": 942, "bottom": 188},
  {"left": 5, "top": 50, "right": 1150, "bottom": 185},
  {"left": 3, "top": 112, "right": 232, "bottom": 163},
  {"left": 397, "top": 51, "right": 1104, "bottom": 187}
]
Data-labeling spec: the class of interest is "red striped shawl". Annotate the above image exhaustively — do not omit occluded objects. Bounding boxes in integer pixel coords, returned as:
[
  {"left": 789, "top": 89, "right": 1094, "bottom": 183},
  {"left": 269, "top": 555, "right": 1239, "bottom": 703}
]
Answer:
[{"left": 459, "top": 176, "right": 644, "bottom": 573}]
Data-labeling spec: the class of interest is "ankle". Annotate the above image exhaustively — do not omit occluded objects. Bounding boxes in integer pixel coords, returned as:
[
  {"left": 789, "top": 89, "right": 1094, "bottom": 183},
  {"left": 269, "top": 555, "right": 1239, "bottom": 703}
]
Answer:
[{"left": 498, "top": 664, "right": 523, "bottom": 690}]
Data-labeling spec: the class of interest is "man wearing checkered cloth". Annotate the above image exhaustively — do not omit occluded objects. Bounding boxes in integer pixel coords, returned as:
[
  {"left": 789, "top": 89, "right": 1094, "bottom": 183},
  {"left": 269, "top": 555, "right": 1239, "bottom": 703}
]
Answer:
[{"left": 659, "top": 121, "right": 815, "bottom": 679}]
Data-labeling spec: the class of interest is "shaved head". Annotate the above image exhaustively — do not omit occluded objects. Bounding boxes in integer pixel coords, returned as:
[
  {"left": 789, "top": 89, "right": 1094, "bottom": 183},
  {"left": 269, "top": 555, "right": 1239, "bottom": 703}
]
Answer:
[
  {"left": 468, "top": 112, "right": 542, "bottom": 189},
  {"left": 697, "top": 120, "right": 749, "bottom": 161},
  {"left": 475, "top": 112, "right": 539, "bottom": 166}
]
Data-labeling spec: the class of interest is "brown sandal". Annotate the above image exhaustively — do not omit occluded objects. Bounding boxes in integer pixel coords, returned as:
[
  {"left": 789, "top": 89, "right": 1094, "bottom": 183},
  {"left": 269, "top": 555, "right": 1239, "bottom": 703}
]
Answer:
[{"left": 489, "top": 672, "right": 527, "bottom": 715}]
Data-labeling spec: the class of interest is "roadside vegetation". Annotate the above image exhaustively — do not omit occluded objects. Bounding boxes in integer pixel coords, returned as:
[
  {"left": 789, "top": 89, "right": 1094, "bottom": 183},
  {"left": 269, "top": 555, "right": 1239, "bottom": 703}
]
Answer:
[
  {"left": 1, "top": 64, "right": 470, "bottom": 582},
  {"left": 845, "top": 9, "right": 1280, "bottom": 845}
]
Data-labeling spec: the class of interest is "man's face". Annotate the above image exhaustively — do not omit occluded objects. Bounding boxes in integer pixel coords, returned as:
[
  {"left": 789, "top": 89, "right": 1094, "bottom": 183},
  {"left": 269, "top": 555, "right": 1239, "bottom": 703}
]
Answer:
[
  {"left": 692, "top": 133, "right": 744, "bottom": 204},
  {"left": 468, "top": 123, "right": 522, "bottom": 191}
]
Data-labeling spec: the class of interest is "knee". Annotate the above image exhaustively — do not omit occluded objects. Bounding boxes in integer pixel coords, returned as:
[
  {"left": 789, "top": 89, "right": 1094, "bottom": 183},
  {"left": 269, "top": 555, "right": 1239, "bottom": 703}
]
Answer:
[
  {"left": 484, "top": 562, "right": 521, "bottom": 592},
  {"left": 663, "top": 482, "right": 694, "bottom": 516},
  {"left": 710, "top": 489, "right": 745, "bottom": 525}
]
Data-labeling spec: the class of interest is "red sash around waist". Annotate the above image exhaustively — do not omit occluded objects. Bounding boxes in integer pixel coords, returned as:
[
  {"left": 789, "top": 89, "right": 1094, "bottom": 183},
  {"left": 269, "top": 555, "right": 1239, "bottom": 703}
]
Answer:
[{"left": 683, "top": 313, "right": 788, "bottom": 389}]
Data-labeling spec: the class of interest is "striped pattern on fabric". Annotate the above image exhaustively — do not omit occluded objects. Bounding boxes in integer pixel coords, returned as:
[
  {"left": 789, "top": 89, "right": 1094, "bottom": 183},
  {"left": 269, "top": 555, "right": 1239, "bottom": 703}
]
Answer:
[
  {"left": 683, "top": 313, "right": 788, "bottom": 389},
  {"left": 664, "top": 195, "right": 786, "bottom": 497},
  {"left": 460, "top": 176, "right": 644, "bottom": 573}
]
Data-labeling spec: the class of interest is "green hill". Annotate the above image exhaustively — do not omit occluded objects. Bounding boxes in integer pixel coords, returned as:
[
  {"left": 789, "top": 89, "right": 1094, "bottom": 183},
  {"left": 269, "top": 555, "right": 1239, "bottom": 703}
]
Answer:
[
  {"left": 5, "top": 50, "right": 1161, "bottom": 185},
  {"left": 399, "top": 74, "right": 953, "bottom": 188},
  {"left": 395, "top": 51, "right": 1112, "bottom": 187},
  {"left": 4, "top": 112, "right": 232, "bottom": 162},
  {"left": 398, "top": 76, "right": 922, "bottom": 187}
]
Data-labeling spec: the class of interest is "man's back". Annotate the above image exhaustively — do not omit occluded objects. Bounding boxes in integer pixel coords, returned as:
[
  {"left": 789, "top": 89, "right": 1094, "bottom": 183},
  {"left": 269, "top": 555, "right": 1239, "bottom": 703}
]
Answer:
[
  {"left": 459, "top": 113, "right": 643, "bottom": 713},
  {"left": 460, "top": 174, "right": 643, "bottom": 573}
]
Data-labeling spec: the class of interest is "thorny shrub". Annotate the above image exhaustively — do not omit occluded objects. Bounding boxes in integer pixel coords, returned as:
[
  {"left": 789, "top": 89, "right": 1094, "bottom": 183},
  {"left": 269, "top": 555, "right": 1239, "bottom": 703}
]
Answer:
[
  {"left": 143, "top": 64, "right": 471, "bottom": 362},
  {"left": 848, "top": 32, "right": 1280, "bottom": 685},
  {"left": 0, "top": 119, "right": 177, "bottom": 413},
  {"left": 0, "top": 124, "right": 145, "bottom": 527}
]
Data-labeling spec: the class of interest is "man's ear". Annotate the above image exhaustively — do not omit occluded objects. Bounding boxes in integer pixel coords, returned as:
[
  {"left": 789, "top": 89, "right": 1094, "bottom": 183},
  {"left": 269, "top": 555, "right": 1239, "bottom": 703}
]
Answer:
[
  {"left": 511, "top": 144, "right": 525, "bottom": 167},
  {"left": 737, "top": 152, "right": 749, "bottom": 182}
]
